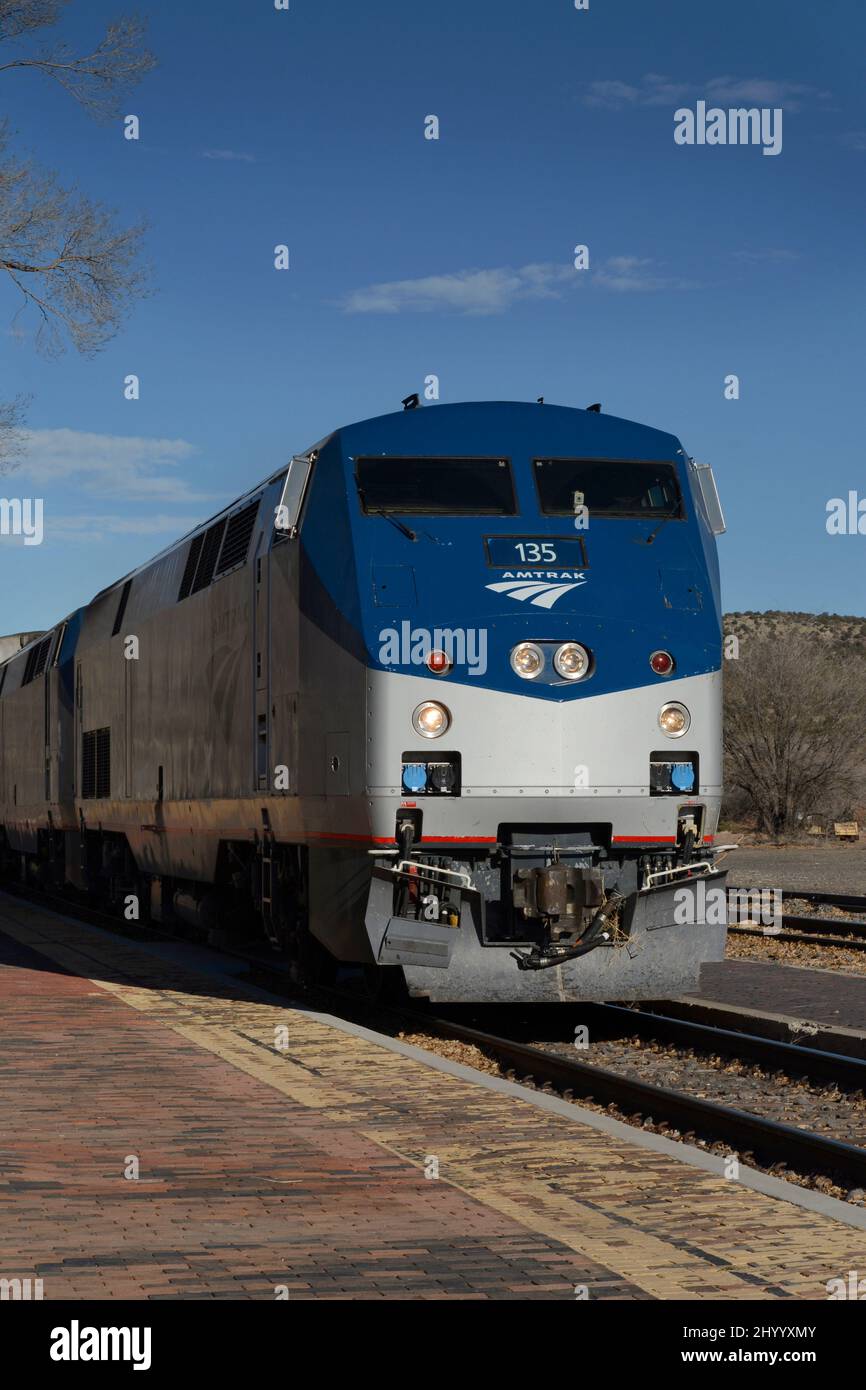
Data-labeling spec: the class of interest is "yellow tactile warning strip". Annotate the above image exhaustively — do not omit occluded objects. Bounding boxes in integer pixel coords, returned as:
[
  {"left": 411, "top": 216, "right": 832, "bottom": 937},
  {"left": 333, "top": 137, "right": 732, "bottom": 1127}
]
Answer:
[{"left": 3, "top": 895, "right": 865, "bottom": 1300}]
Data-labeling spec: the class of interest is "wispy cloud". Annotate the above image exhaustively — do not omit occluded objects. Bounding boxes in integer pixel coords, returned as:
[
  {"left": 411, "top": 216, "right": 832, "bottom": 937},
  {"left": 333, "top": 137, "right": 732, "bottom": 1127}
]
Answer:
[
  {"left": 47, "top": 513, "right": 203, "bottom": 539},
  {"left": 730, "top": 248, "right": 800, "bottom": 264},
  {"left": 202, "top": 148, "right": 256, "bottom": 163},
  {"left": 593, "top": 256, "right": 697, "bottom": 292},
  {"left": 18, "top": 429, "right": 216, "bottom": 504},
  {"left": 340, "top": 258, "right": 695, "bottom": 315},
  {"left": 584, "top": 74, "right": 690, "bottom": 108},
  {"left": 840, "top": 131, "right": 866, "bottom": 150},
  {"left": 584, "top": 74, "right": 830, "bottom": 112},
  {"left": 341, "top": 264, "right": 571, "bottom": 315}
]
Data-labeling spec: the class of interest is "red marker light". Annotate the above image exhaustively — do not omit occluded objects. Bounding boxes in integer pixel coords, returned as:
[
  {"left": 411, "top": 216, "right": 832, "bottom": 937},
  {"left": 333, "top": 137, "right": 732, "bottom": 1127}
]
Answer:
[
  {"left": 650, "top": 650, "right": 674, "bottom": 676},
  {"left": 427, "top": 650, "right": 451, "bottom": 675}
]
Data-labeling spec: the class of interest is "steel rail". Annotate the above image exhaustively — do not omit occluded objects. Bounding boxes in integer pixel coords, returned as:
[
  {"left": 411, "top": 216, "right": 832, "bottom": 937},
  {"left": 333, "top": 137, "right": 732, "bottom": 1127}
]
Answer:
[
  {"left": 577, "top": 1001, "right": 866, "bottom": 1090},
  {"left": 728, "top": 918, "right": 866, "bottom": 950},
  {"left": 728, "top": 886, "right": 866, "bottom": 914}
]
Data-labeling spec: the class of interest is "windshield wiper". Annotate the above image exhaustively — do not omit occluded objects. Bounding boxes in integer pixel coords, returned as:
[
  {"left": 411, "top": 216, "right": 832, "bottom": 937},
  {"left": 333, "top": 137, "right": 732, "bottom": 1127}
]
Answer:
[
  {"left": 636, "top": 506, "right": 681, "bottom": 546},
  {"left": 370, "top": 508, "right": 417, "bottom": 541},
  {"left": 357, "top": 484, "right": 417, "bottom": 540}
]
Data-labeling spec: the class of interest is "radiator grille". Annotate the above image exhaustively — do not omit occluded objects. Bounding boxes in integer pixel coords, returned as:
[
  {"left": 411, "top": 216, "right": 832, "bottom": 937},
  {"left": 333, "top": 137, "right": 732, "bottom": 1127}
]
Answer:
[
  {"left": 112, "top": 579, "right": 132, "bottom": 636},
  {"left": 216, "top": 499, "right": 259, "bottom": 575},
  {"left": 22, "top": 634, "right": 53, "bottom": 685},
  {"left": 191, "top": 519, "right": 227, "bottom": 595},
  {"left": 178, "top": 533, "right": 204, "bottom": 601},
  {"left": 81, "top": 727, "right": 110, "bottom": 799}
]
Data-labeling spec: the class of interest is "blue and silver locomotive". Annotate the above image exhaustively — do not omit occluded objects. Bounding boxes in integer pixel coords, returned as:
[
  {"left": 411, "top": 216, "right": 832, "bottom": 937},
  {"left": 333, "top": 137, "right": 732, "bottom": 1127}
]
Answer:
[{"left": 0, "top": 400, "right": 728, "bottom": 1001}]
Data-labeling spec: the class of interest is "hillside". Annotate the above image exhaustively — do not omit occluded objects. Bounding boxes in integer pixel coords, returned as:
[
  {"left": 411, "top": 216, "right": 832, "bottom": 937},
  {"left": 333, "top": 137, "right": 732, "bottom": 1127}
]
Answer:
[{"left": 724, "top": 611, "right": 866, "bottom": 651}]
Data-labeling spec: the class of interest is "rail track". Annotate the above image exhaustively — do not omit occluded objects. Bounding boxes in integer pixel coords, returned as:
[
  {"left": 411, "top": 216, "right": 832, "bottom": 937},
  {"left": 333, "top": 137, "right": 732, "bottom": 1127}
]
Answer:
[
  {"left": 727, "top": 884, "right": 866, "bottom": 948},
  {"left": 779, "top": 890, "right": 866, "bottom": 913},
  {"left": 4, "top": 881, "right": 866, "bottom": 1197},
  {"left": 507, "top": 1000, "right": 866, "bottom": 1089},
  {"left": 733, "top": 917, "right": 866, "bottom": 948},
  {"left": 727, "top": 886, "right": 866, "bottom": 912}
]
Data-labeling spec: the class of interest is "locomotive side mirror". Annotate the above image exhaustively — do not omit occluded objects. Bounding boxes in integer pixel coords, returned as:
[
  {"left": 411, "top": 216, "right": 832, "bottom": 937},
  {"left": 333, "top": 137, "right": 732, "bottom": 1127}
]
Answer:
[
  {"left": 691, "top": 461, "right": 726, "bottom": 535},
  {"left": 274, "top": 454, "right": 314, "bottom": 538}
]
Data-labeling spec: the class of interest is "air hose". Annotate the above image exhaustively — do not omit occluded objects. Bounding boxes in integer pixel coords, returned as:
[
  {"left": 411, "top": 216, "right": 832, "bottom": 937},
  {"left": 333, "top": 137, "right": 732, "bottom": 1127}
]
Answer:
[{"left": 511, "top": 892, "right": 625, "bottom": 972}]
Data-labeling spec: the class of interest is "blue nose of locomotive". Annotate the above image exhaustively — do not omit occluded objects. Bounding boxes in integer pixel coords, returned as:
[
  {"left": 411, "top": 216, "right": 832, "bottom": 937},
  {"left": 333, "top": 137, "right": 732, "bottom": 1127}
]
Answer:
[{"left": 309, "top": 401, "right": 722, "bottom": 700}]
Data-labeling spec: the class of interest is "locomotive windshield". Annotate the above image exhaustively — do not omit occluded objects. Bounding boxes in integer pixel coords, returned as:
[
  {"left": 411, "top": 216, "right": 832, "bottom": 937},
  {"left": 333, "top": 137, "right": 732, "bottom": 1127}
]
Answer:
[
  {"left": 534, "top": 459, "right": 683, "bottom": 518},
  {"left": 356, "top": 457, "right": 516, "bottom": 515}
]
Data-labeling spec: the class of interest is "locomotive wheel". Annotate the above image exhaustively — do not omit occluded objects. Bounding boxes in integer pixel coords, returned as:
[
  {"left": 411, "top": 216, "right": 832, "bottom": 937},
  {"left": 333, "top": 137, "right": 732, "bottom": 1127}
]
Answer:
[
  {"left": 294, "top": 930, "right": 337, "bottom": 989},
  {"left": 362, "top": 963, "right": 408, "bottom": 1005}
]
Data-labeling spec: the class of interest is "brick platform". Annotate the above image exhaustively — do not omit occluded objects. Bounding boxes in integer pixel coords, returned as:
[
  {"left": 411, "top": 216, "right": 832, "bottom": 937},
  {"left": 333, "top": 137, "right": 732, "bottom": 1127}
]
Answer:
[
  {"left": 1, "top": 893, "right": 864, "bottom": 1301},
  {"left": 695, "top": 960, "right": 866, "bottom": 1033}
]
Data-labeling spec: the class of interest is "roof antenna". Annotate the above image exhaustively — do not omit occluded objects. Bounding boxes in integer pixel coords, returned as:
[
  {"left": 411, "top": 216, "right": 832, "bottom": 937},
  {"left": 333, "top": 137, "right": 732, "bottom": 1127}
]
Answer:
[
  {"left": 586, "top": 402, "right": 601, "bottom": 413},
  {"left": 402, "top": 393, "right": 420, "bottom": 411}
]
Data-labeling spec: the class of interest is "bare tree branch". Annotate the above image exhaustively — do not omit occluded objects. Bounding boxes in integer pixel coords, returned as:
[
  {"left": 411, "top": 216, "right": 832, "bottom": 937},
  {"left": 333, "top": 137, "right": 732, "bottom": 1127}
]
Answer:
[
  {"left": 0, "top": 123, "right": 148, "bottom": 355},
  {"left": 724, "top": 633, "right": 866, "bottom": 834},
  {"left": 0, "top": 1, "right": 153, "bottom": 459},
  {"left": 0, "top": 1, "right": 68, "bottom": 43},
  {"left": 0, "top": 5, "right": 154, "bottom": 120},
  {"left": 0, "top": 390, "right": 30, "bottom": 473}
]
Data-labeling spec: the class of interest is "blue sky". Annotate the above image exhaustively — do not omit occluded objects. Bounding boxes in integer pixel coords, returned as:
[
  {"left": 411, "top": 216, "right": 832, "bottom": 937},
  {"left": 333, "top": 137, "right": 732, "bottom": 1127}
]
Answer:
[{"left": 2, "top": 0, "right": 865, "bottom": 633}]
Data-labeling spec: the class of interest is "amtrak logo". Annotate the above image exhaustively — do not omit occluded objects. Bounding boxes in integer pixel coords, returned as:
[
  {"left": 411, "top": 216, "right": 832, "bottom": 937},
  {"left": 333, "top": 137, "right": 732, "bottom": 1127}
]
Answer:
[{"left": 485, "top": 571, "right": 588, "bottom": 609}]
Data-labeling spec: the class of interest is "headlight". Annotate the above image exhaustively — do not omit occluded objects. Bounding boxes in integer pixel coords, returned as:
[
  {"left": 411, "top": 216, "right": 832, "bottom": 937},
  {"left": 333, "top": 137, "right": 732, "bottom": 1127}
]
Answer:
[
  {"left": 510, "top": 642, "right": 544, "bottom": 679},
  {"left": 553, "top": 642, "right": 591, "bottom": 681},
  {"left": 658, "top": 702, "right": 690, "bottom": 737},
  {"left": 412, "top": 700, "right": 451, "bottom": 738}
]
